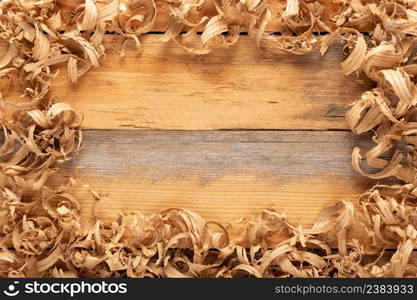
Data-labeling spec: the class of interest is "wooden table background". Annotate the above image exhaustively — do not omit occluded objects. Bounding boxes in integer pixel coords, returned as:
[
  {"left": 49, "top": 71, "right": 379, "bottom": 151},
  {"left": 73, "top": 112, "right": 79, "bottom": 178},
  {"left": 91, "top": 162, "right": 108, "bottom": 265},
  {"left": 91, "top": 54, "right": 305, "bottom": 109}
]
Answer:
[{"left": 8, "top": 2, "right": 382, "bottom": 236}]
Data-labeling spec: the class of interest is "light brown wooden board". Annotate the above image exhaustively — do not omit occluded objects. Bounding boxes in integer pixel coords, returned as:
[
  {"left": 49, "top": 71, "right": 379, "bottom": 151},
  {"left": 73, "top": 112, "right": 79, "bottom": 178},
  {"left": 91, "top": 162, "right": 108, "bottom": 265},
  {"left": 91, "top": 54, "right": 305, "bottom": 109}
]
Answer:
[
  {"left": 0, "top": 1, "right": 404, "bottom": 269},
  {"left": 8, "top": 35, "right": 373, "bottom": 130},
  {"left": 2, "top": 5, "right": 377, "bottom": 243},
  {"left": 55, "top": 130, "right": 381, "bottom": 231}
]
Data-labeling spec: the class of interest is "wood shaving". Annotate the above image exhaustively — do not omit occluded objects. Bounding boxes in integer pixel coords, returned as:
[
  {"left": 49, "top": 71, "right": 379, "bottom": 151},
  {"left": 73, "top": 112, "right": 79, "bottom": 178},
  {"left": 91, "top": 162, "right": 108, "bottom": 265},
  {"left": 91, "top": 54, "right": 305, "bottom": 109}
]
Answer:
[{"left": 1, "top": 0, "right": 417, "bottom": 278}]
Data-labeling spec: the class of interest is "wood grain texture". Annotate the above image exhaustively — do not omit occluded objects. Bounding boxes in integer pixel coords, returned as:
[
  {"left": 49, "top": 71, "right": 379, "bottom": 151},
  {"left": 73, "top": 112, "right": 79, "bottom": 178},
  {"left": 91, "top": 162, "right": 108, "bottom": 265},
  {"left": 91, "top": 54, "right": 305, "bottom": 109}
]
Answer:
[
  {"left": 3, "top": 1, "right": 375, "bottom": 244},
  {"left": 54, "top": 130, "right": 380, "bottom": 228},
  {"left": 0, "top": 2, "right": 396, "bottom": 259},
  {"left": 8, "top": 35, "right": 373, "bottom": 130}
]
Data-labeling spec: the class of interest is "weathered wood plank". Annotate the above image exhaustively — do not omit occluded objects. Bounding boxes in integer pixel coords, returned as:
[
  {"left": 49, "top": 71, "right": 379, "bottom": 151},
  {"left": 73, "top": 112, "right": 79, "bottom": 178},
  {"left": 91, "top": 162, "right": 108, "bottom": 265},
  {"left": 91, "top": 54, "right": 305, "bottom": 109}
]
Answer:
[
  {"left": 8, "top": 35, "right": 372, "bottom": 130},
  {"left": 54, "top": 130, "right": 380, "bottom": 228}
]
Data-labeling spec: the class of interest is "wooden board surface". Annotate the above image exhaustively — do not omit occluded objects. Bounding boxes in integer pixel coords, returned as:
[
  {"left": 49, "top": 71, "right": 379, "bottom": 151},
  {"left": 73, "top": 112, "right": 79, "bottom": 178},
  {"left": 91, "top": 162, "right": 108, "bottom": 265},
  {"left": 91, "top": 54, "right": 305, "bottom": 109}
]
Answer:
[
  {"left": 9, "top": 35, "right": 373, "bottom": 130},
  {"left": 5, "top": 28, "right": 378, "bottom": 238},
  {"left": 57, "top": 130, "right": 379, "bottom": 230}
]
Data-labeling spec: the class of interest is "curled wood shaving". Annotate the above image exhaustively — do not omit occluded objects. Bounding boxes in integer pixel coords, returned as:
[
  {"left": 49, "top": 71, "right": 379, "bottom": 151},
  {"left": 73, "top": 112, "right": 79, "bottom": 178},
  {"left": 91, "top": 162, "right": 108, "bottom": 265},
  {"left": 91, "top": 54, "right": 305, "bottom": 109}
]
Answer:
[
  {"left": 340, "top": 33, "right": 366, "bottom": 76},
  {"left": 1, "top": 0, "right": 417, "bottom": 278}
]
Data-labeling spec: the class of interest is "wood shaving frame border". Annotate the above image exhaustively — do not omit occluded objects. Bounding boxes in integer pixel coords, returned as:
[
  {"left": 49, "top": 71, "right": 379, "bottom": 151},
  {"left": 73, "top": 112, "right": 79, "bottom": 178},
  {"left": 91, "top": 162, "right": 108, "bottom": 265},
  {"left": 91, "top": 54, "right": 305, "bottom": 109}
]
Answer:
[{"left": 0, "top": 0, "right": 417, "bottom": 278}]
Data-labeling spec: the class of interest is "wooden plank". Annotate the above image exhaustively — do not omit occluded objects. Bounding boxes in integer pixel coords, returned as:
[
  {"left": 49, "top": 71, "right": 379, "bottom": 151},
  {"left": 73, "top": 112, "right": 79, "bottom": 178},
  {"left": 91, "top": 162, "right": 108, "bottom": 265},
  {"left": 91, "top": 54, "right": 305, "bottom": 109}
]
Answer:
[
  {"left": 54, "top": 130, "right": 379, "bottom": 228},
  {"left": 8, "top": 35, "right": 372, "bottom": 130}
]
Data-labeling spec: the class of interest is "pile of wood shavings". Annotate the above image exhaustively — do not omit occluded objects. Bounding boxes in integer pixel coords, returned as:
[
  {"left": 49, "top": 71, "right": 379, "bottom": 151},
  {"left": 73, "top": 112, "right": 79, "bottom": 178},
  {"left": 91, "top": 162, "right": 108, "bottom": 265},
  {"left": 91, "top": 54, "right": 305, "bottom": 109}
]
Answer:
[{"left": 1, "top": 0, "right": 417, "bottom": 277}]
